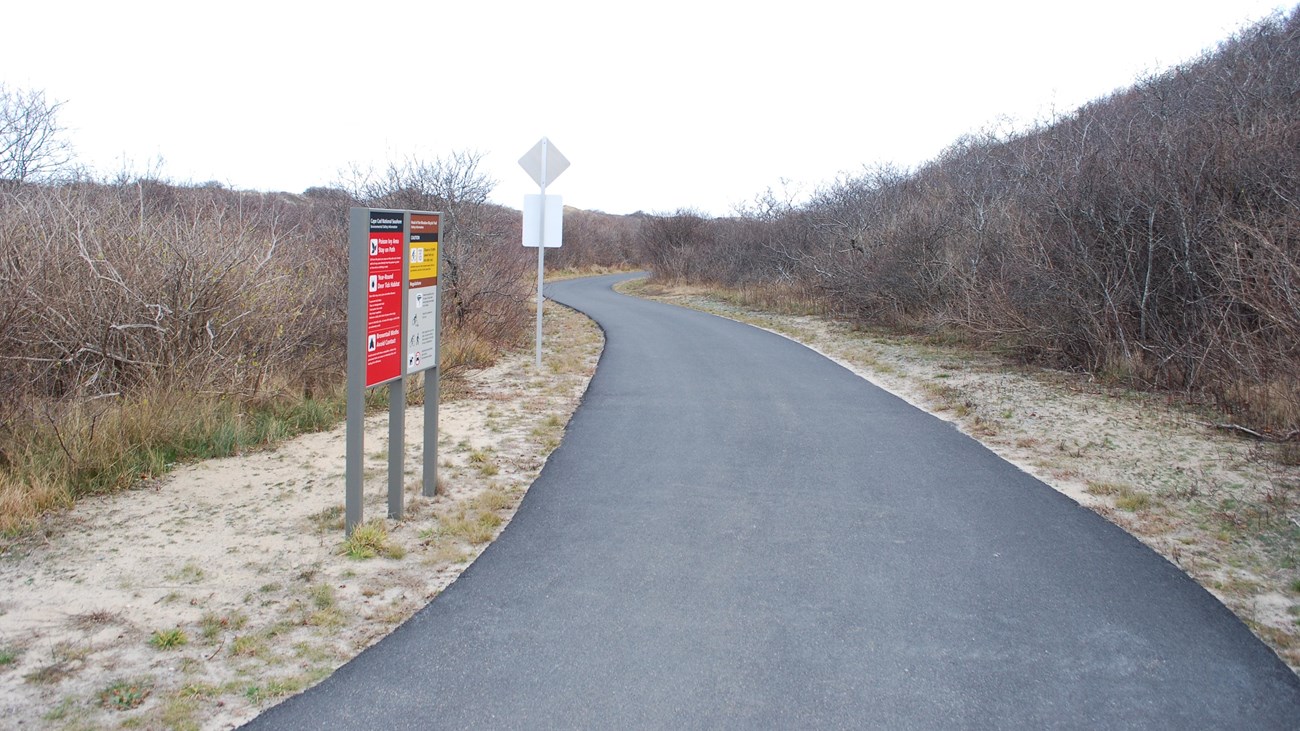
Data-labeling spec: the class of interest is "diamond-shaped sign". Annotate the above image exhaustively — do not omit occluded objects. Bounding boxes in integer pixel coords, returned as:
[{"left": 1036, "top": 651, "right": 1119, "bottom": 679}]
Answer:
[{"left": 519, "top": 137, "right": 570, "bottom": 188}]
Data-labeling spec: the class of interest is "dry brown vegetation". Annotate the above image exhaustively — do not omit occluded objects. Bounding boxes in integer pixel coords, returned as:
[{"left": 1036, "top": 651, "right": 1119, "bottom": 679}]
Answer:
[
  {"left": 0, "top": 152, "right": 548, "bottom": 535},
  {"left": 635, "top": 9, "right": 1300, "bottom": 435}
]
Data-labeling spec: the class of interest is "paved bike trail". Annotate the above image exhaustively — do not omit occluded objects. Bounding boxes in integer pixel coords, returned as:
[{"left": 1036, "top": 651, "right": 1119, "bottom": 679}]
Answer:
[{"left": 247, "top": 273, "right": 1300, "bottom": 729}]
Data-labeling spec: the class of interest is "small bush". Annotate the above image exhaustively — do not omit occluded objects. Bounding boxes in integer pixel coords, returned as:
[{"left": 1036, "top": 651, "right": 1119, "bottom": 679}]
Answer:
[
  {"left": 309, "top": 584, "right": 335, "bottom": 610},
  {"left": 99, "top": 678, "right": 153, "bottom": 710}
]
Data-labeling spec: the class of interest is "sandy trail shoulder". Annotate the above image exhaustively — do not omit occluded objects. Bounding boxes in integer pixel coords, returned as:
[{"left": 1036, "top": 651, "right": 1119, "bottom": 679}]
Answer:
[{"left": 0, "top": 302, "right": 602, "bottom": 729}]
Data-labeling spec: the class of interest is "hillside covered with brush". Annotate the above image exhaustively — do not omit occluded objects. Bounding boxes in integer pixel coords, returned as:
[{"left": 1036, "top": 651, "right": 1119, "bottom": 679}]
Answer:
[{"left": 638, "top": 8, "right": 1300, "bottom": 433}]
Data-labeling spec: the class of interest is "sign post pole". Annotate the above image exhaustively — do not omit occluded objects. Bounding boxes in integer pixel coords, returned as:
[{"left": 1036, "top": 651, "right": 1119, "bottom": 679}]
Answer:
[
  {"left": 387, "top": 210, "right": 412, "bottom": 520},
  {"left": 405, "top": 212, "right": 443, "bottom": 498},
  {"left": 388, "top": 380, "right": 404, "bottom": 518},
  {"left": 424, "top": 366, "right": 439, "bottom": 497},
  {"left": 535, "top": 144, "right": 547, "bottom": 369},
  {"left": 519, "top": 137, "right": 569, "bottom": 370},
  {"left": 345, "top": 209, "right": 368, "bottom": 534}
]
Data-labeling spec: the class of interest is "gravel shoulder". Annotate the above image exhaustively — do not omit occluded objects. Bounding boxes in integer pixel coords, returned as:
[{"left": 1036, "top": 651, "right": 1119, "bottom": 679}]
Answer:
[{"left": 621, "top": 278, "right": 1300, "bottom": 674}]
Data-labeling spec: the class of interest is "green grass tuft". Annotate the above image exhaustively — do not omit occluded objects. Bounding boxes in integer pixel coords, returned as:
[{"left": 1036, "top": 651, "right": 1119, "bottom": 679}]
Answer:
[
  {"left": 342, "top": 519, "right": 403, "bottom": 560},
  {"left": 149, "top": 628, "right": 188, "bottom": 650}
]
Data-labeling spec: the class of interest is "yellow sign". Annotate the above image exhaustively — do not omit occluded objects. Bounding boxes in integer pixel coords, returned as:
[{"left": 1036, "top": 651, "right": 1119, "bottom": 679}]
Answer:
[
  {"left": 408, "top": 213, "right": 439, "bottom": 287},
  {"left": 410, "top": 240, "right": 438, "bottom": 283}
]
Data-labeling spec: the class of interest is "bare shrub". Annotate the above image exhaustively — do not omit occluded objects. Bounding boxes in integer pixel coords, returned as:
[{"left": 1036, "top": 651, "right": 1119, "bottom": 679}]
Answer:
[
  {"left": 637, "top": 208, "right": 713, "bottom": 281},
  {"left": 0, "top": 181, "right": 345, "bottom": 405},
  {"left": 638, "top": 8, "right": 1300, "bottom": 431},
  {"left": 338, "top": 151, "right": 532, "bottom": 353},
  {"left": 0, "top": 85, "right": 73, "bottom": 184},
  {"left": 549, "top": 208, "right": 640, "bottom": 272}
]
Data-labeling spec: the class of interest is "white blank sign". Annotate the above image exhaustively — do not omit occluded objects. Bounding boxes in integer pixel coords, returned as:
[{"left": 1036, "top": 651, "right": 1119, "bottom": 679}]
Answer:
[{"left": 522, "top": 194, "right": 563, "bottom": 248}]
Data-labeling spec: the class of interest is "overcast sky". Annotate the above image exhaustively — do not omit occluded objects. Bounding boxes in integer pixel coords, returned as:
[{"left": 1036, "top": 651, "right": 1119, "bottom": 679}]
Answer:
[{"left": 1, "top": 1, "right": 1289, "bottom": 216}]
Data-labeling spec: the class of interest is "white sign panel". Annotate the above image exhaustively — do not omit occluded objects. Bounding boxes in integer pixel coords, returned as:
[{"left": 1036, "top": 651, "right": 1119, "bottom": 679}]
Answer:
[
  {"left": 406, "top": 287, "right": 438, "bottom": 371},
  {"left": 518, "top": 137, "right": 570, "bottom": 188},
  {"left": 522, "top": 194, "right": 563, "bottom": 248}
]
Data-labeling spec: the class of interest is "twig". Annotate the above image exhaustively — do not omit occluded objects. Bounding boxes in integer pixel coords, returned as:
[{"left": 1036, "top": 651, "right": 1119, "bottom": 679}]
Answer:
[{"left": 1206, "top": 422, "right": 1300, "bottom": 443}]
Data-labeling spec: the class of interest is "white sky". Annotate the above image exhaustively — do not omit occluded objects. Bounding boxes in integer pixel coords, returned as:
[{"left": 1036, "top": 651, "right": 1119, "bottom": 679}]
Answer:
[{"left": 1, "top": 0, "right": 1289, "bottom": 216}]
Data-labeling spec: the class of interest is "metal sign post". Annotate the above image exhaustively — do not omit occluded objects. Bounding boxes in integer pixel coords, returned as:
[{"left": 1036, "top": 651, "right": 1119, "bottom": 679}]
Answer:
[
  {"left": 406, "top": 213, "right": 442, "bottom": 499},
  {"left": 519, "top": 137, "right": 569, "bottom": 369},
  {"left": 535, "top": 177, "right": 545, "bottom": 370}
]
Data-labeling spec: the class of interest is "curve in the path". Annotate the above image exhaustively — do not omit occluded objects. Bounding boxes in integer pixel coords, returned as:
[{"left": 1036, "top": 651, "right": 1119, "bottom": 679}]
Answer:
[{"left": 247, "top": 272, "right": 1300, "bottom": 729}]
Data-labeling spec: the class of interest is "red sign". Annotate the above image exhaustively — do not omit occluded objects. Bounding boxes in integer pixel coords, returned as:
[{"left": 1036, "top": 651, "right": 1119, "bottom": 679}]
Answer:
[{"left": 366, "top": 211, "right": 404, "bottom": 387}]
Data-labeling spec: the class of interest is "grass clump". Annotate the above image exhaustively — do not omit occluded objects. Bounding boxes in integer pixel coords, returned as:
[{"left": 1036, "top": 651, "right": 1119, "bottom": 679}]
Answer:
[
  {"left": 42, "top": 696, "right": 82, "bottom": 722},
  {"left": 1086, "top": 480, "right": 1125, "bottom": 496},
  {"left": 24, "top": 642, "right": 90, "bottom": 685},
  {"left": 1085, "top": 480, "right": 1156, "bottom": 512},
  {"left": 0, "top": 645, "right": 18, "bottom": 667},
  {"left": 1115, "top": 488, "right": 1155, "bottom": 512},
  {"left": 305, "top": 607, "right": 346, "bottom": 629},
  {"left": 342, "top": 519, "right": 404, "bottom": 560},
  {"left": 310, "top": 505, "right": 345, "bottom": 533},
  {"left": 242, "top": 670, "right": 326, "bottom": 705},
  {"left": 167, "top": 561, "right": 205, "bottom": 584},
  {"left": 229, "top": 634, "right": 268, "bottom": 658},
  {"left": 159, "top": 694, "right": 200, "bottom": 731},
  {"left": 309, "top": 584, "right": 335, "bottom": 610},
  {"left": 434, "top": 508, "right": 502, "bottom": 545},
  {"left": 199, "top": 610, "right": 248, "bottom": 640},
  {"left": 440, "top": 332, "right": 498, "bottom": 376},
  {"left": 149, "top": 628, "right": 188, "bottom": 650},
  {"left": 476, "top": 487, "right": 514, "bottom": 512},
  {"left": 25, "top": 662, "right": 73, "bottom": 685}
]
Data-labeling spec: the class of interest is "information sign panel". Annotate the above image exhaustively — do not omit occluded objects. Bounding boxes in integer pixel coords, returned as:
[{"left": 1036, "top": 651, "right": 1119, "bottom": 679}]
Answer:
[
  {"left": 406, "top": 213, "right": 440, "bottom": 374},
  {"left": 365, "top": 211, "right": 404, "bottom": 387}
]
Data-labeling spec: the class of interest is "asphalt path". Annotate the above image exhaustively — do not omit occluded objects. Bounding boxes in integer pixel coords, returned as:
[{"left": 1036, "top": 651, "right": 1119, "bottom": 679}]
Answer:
[{"left": 247, "top": 272, "right": 1300, "bottom": 729}]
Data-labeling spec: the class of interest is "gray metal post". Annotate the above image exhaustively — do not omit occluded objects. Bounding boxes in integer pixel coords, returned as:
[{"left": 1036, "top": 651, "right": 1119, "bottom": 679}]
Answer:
[
  {"left": 388, "top": 378, "right": 404, "bottom": 519},
  {"left": 534, "top": 142, "right": 548, "bottom": 370},
  {"left": 535, "top": 242, "right": 544, "bottom": 369},
  {"left": 345, "top": 208, "right": 367, "bottom": 535},
  {"left": 424, "top": 229, "right": 441, "bottom": 498},
  {"left": 423, "top": 368, "right": 439, "bottom": 497},
  {"left": 388, "top": 211, "right": 412, "bottom": 520}
]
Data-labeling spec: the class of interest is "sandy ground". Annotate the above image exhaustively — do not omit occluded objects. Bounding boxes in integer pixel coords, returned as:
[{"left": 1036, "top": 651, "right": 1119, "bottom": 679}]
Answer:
[
  {"left": 622, "top": 279, "right": 1300, "bottom": 674},
  {"left": 0, "top": 302, "right": 603, "bottom": 730}
]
